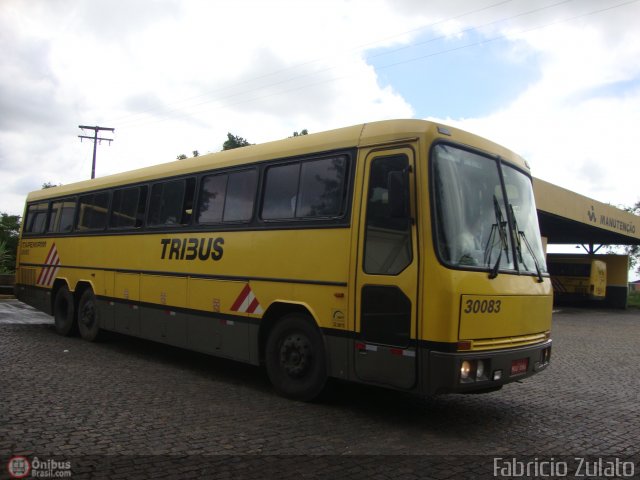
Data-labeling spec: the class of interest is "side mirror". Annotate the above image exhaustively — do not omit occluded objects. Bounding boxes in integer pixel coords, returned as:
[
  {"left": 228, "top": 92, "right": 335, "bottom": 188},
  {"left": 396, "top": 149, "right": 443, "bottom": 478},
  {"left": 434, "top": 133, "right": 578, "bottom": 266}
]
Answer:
[{"left": 388, "top": 170, "right": 409, "bottom": 218}]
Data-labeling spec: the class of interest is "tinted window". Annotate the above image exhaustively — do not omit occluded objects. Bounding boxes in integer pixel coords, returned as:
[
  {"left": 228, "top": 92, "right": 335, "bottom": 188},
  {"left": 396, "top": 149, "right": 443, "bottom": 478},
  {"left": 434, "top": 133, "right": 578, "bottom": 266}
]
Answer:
[
  {"left": 48, "top": 198, "right": 76, "bottom": 233},
  {"left": 262, "top": 156, "right": 347, "bottom": 220},
  {"left": 148, "top": 178, "right": 195, "bottom": 226},
  {"left": 77, "top": 192, "right": 110, "bottom": 230},
  {"left": 298, "top": 157, "right": 346, "bottom": 217},
  {"left": 197, "top": 174, "right": 227, "bottom": 224},
  {"left": 363, "top": 155, "right": 412, "bottom": 275},
  {"left": 110, "top": 186, "right": 147, "bottom": 229},
  {"left": 262, "top": 163, "right": 299, "bottom": 220},
  {"left": 24, "top": 202, "right": 49, "bottom": 234},
  {"left": 224, "top": 170, "right": 257, "bottom": 222}
]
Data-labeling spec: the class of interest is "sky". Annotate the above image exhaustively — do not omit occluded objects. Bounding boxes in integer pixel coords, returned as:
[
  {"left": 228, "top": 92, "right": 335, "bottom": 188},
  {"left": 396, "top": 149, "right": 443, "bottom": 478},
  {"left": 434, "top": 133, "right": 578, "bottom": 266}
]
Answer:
[{"left": 1, "top": 0, "right": 639, "bottom": 223}]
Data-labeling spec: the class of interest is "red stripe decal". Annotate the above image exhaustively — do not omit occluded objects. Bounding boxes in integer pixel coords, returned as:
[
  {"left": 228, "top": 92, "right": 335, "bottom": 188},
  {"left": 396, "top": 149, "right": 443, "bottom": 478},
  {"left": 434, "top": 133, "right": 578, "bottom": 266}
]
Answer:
[
  {"left": 44, "top": 244, "right": 57, "bottom": 265},
  {"left": 43, "top": 254, "right": 60, "bottom": 286},
  {"left": 246, "top": 297, "right": 260, "bottom": 314},
  {"left": 231, "top": 284, "right": 252, "bottom": 311},
  {"left": 38, "top": 244, "right": 59, "bottom": 286}
]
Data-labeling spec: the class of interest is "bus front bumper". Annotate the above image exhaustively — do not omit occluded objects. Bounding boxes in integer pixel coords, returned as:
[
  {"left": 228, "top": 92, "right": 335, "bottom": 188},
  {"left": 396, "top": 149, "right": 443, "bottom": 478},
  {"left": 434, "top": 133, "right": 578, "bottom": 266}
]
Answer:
[{"left": 426, "top": 339, "right": 552, "bottom": 395}]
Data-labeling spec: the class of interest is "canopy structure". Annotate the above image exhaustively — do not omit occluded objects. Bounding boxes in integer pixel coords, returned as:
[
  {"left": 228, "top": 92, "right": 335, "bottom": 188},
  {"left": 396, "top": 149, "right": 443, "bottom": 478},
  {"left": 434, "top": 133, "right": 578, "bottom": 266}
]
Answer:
[{"left": 533, "top": 178, "right": 640, "bottom": 247}]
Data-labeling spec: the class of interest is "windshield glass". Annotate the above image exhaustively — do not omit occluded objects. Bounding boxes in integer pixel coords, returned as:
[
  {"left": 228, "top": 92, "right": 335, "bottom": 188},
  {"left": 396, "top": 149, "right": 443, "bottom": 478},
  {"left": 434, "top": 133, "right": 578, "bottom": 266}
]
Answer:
[
  {"left": 433, "top": 144, "right": 514, "bottom": 272},
  {"left": 433, "top": 144, "right": 547, "bottom": 277},
  {"left": 502, "top": 165, "right": 548, "bottom": 275}
]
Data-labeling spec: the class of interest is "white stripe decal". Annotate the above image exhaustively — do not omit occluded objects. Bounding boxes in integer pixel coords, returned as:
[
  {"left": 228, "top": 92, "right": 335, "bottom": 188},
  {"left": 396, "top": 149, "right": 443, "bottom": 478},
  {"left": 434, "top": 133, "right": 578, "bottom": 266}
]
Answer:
[
  {"left": 38, "top": 243, "right": 61, "bottom": 287},
  {"left": 230, "top": 284, "right": 264, "bottom": 315}
]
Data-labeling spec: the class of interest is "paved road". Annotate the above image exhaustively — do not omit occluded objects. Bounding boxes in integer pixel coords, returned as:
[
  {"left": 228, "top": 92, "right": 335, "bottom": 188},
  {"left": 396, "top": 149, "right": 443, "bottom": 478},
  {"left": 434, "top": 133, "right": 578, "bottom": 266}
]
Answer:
[{"left": 1, "top": 300, "right": 639, "bottom": 479}]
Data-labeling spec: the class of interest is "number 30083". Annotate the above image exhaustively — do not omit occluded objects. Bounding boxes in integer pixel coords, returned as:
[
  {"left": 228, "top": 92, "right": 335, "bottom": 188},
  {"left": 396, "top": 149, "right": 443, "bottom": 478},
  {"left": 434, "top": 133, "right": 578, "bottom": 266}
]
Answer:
[{"left": 463, "top": 299, "right": 501, "bottom": 314}]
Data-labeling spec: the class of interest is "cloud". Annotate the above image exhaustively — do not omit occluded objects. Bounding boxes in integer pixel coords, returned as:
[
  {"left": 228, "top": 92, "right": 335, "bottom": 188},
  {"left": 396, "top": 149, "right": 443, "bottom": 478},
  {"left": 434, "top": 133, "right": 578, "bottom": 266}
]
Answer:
[
  {"left": 0, "top": 0, "right": 420, "bottom": 215},
  {"left": 426, "top": 0, "right": 640, "bottom": 209},
  {"left": 1, "top": 0, "right": 638, "bottom": 220}
]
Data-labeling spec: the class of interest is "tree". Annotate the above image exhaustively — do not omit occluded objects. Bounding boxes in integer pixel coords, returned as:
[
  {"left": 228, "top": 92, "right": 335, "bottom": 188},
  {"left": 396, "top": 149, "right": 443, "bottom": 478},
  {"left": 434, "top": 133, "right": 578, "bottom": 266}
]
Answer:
[
  {"left": 0, "top": 241, "right": 10, "bottom": 273},
  {"left": 0, "top": 212, "right": 20, "bottom": 273},
  {"left": 222, "top": 133, "right": 251, "bottom": 150},
  {"left": 176, "top": 154, "right": 188, "bottom": 160},
  {"left": 42, "top": 182, "right": 60, "bottom": 189},
  {"left": 193, "top": 150, "right": 200, "bottom": 157},
  {"left": 291, "top": 129, "right": 308, "bottom": 137}
]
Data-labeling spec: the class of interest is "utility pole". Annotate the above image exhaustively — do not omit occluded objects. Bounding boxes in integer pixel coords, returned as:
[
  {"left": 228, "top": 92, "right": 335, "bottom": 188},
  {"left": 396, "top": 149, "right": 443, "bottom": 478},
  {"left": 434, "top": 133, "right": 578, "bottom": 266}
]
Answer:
[{"left": 78, "top": 125, "right": 115, "bottom": 179}]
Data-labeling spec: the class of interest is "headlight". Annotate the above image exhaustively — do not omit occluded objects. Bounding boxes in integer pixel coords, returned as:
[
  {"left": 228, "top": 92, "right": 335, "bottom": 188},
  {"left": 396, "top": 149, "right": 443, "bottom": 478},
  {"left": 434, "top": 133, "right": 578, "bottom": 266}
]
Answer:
[
  {"left": 460, "top": 360, "right": 472, "bottom": 381},
  {"left": 459, "top": 358, "right": 491, "bottom": 383}
]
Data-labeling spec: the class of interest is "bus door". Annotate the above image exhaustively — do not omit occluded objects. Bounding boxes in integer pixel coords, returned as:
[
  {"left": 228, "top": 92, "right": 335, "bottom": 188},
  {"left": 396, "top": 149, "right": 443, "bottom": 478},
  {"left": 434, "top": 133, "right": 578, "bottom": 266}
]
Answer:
[{"left": 354, "top": 146, "right": 419, "bottom": 389}]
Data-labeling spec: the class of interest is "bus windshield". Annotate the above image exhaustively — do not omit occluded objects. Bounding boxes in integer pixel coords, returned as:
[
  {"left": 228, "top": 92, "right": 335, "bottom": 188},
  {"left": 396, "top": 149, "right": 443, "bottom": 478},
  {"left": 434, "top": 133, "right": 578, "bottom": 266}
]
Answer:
[
  {"left": 502, "top": 164, "right": 548, "bottom": 276},
  {"left": 432, "top": 144, "right": 547, "bottom": 276}
]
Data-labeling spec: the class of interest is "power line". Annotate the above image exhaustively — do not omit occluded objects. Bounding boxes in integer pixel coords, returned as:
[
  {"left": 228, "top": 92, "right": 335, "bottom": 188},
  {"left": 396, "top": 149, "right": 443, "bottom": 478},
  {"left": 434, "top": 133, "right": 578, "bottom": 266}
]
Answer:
[
  {"left": 109, "top": 0, "right": 638, "bottom": 130},
  {"left": 106, "top": 0, "right": 521, "bottom": 126},
  {"left": 78, "top": 125, "right": 115, "bottom": 179}
]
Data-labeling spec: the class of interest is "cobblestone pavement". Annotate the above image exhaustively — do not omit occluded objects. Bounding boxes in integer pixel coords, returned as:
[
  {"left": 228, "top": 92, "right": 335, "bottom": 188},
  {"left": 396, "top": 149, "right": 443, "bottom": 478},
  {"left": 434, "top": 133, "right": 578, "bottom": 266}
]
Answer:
[{"left": 1, "top": 301, "right": 639, "bottom": 479}]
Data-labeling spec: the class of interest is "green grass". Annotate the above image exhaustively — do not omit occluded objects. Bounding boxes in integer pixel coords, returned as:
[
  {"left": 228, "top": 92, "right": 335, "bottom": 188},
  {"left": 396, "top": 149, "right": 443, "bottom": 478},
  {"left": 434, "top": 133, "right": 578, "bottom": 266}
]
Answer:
[{"left": 628, "top": 291, "right": 640, "bottom": 308}]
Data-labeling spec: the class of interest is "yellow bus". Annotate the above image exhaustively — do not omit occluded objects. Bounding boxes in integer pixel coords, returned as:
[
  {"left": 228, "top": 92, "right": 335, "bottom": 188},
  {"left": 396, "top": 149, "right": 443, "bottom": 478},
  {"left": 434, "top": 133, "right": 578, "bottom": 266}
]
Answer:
[
  {"left": 548, "top": 256, "right": 607, "bottom": 301},
  {"left": 15, "top": 120, "right": 552, "bottom": 400}
]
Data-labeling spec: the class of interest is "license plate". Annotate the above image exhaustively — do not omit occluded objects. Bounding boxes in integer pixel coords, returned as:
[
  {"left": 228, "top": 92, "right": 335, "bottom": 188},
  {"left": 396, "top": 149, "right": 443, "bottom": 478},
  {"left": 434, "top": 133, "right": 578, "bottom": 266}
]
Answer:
[{"left": 511, "top": 358, "right": 529, "bottom": 376}]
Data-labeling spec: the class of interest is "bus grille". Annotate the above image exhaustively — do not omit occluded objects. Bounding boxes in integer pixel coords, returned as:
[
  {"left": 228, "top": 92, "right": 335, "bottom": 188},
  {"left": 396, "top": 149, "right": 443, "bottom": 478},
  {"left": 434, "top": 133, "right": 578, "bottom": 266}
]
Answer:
[
  {"left": 20, "top": 268, "right": 36, "bottom": 286},
  {"left": 470, "top": 332, "right": 548, "bottom": 351}
]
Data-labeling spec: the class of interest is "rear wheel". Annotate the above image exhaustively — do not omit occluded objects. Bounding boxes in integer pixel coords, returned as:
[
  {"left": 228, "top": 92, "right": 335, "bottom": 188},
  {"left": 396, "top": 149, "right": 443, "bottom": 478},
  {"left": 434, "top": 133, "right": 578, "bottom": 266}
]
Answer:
[
  {"left": 53, "top": 285, "right": 77, "bottom": 336},
  {"left": 78, "top": 289, "right": 102, "bottom": 342},
  {"left": 265, "top": 314, "right": 327, "bottom": 401}
]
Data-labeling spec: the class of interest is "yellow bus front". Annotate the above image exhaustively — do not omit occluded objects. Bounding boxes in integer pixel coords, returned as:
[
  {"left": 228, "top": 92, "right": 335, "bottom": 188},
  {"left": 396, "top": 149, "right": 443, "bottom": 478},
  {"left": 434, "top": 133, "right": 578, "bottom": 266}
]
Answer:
[{"left": 421, "top": 133, "right": 553, "bottom": 394}]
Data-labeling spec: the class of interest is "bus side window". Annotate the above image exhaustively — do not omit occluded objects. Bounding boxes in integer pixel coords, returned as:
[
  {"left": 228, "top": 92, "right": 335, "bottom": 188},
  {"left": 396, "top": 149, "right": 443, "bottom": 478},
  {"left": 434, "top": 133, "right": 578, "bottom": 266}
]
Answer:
[
  {"left": 261, "top": 156, "right": 347, "bottom": 221},
  {"left": 24, "top": 202, "right": 49, "bottom": 234},
  {"left": 110, "top": 186, "right": 147, "bottom": 229},
  {"left": 363, "top": 155, "right": 412, "bottom": 275},
  {"left": 198, "top": 169, "right": 257, "bottom": 224},
  {"left": 48, "top": 198, "right": 76, "bottom": 233},
  {"left": 262, "top": 163, "right": 300, "bottom": 220},
  {"left": 297, "top": 156, "right": 347, "bottom": 218},
  {"left": 76, "top": 192, "right": 110, "bottom": 231},
  {"left": 148, "top": 178, "right": 195, "bottom": 226},
  {"left": 223, "top": 170, "right": 257, "bottom": 222},
  {"left": 136, "top": 186, "right": 148, "bottom": 227},
  {"left": 197, "top": 174, "right": 227, "bottom": 224}
]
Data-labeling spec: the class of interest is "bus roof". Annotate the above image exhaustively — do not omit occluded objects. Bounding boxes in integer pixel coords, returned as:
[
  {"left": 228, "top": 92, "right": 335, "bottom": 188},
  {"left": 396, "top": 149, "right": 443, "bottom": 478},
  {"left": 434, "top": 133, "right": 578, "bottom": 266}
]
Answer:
[{"left": 25, "top": 119, "right": 528, "bottom": 202}]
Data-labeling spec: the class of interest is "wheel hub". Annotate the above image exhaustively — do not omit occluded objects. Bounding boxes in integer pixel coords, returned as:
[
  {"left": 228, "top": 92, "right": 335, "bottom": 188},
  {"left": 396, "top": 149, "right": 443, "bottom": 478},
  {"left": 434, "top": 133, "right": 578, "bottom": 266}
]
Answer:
[
  {"left": 280, "top": 334, "right": 312, "bottom": 378},
  {"left": 81, "top": 302, "right": 95, "bottom": 327}
]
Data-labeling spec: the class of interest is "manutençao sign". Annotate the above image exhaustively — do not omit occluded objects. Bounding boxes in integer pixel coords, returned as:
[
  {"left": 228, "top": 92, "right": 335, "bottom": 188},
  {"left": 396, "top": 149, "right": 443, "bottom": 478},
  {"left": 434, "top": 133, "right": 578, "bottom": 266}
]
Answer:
[{"left": 587, "top": 205, "right": 636, "bottom": 234}]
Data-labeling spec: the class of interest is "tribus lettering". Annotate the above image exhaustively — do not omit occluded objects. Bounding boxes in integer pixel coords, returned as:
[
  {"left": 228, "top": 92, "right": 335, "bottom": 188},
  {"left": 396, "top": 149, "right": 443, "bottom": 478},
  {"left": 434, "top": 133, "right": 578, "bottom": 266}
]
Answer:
[{"left": 160, "top": 237, "right": 224, "bottom": 261}]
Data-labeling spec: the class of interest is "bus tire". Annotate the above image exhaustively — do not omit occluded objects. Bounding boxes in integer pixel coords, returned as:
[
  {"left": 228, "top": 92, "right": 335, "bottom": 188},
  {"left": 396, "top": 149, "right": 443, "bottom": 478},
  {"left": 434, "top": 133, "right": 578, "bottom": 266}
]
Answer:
[
  {"left": 53, "top": 285, "right": 77, "bottom": 336},
  {"left": 265, "top": 314, "right": 327, "bottom": 401},
  {"left": 77, "top": 289, "right": 102, "bottom": 342}
]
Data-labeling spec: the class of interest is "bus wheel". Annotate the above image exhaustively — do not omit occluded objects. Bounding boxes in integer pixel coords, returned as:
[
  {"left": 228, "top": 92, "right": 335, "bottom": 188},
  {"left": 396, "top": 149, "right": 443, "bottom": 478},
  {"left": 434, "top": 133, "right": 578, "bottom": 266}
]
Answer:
[
  {"left": 265, "top": 314, "right": 327, "bottom": 401},
  {"left": 53, "top": 285, "right": 77, "bottom": 336},
  {"left": 78, "top": 289, "right": 102, "bottom": 342}
]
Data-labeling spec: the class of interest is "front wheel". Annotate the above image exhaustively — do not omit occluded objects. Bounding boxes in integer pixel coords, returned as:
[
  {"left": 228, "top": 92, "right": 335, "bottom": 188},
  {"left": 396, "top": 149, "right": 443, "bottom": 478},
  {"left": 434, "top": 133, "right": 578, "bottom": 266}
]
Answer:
[
  {"left": 77, "top": 289, "right": 102, "bottom": 342},
  {"left": 265, "top": 314, "right": 327, "bottom": 401},
  {"left": 53, "top": 285, "right": 77, "bottom": 336}
]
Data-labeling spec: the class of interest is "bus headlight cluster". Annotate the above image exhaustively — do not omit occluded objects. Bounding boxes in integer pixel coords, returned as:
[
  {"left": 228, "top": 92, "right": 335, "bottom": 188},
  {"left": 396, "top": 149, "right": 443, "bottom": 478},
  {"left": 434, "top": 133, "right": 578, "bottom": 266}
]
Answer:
[{"left": 459, "top": 359, "right": 489, "bottom": 383}]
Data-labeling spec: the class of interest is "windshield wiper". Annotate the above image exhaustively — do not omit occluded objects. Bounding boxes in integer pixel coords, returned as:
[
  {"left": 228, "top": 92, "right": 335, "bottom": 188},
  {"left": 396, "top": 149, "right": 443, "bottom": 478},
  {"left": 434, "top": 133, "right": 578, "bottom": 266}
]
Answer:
[
  {"left": 509, "top": 204, "right": 544, "bottom": 283},
  {"left": 485, "top": 195, "right": 510, "bottom": 279}
]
